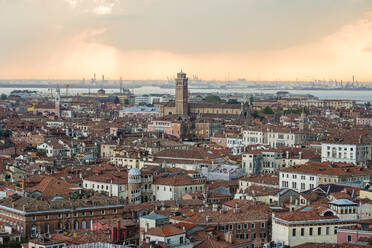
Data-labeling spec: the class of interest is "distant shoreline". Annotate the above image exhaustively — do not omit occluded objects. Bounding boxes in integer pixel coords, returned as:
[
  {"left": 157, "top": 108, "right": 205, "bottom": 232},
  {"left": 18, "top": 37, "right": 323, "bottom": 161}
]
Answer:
[{"left": 1, "top": 85, "right": 372, "bottom": 91}]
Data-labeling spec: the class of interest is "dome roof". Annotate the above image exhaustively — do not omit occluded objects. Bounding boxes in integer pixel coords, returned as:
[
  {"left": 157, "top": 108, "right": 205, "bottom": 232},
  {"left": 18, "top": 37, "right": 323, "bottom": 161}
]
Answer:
[{"left": 128, "top": 168, "right": 141, "bottom": 176}]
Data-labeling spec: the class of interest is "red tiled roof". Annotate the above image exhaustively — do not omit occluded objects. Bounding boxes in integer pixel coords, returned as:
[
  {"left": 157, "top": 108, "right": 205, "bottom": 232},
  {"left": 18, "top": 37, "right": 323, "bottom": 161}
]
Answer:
[{"left": 145, "top": 225, "right": 185, "bottom": 237}]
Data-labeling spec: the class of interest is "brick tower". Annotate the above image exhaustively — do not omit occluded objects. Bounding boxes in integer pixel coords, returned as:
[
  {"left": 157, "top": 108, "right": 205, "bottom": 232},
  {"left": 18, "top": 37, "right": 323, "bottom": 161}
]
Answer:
[{"left": 175, "top": 70, "right": 189, "bottom": 116}]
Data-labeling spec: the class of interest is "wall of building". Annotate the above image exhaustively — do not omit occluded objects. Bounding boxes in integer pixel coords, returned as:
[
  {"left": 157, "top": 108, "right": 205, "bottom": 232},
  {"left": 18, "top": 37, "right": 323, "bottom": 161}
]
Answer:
[
  {"left": 273, "top": 220, "right": 353, "bottom": 247},
  {"left": 279, "top": 171, "right": 318, "bottom": 192}
]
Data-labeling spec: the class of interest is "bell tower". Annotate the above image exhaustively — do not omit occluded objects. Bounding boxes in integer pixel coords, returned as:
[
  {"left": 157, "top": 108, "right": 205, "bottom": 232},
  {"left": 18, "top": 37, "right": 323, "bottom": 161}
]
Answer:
[
  {"left": 175, "top": 70, "right": 189, "bottom": 116},
  {"left": 55, "top": 85, "right": 61, "bottom": 118}
]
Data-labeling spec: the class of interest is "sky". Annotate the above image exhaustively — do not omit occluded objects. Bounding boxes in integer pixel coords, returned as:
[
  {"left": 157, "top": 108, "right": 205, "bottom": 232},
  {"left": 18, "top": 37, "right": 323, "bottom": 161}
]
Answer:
[{"left": 1, "top": 0, "right": 372, "bottom": 81}]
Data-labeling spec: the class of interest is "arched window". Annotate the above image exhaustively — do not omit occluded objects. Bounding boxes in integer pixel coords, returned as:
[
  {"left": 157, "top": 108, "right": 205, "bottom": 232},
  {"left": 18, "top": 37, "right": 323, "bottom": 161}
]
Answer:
[
  {"left": 89, "top": 220, "right": 93, "bottom": 230},
  {"left": 58, "top": 222, "right": 63, "bottom": 231},
  {"left": 81, "top": 221, "right": 86, "bottom": 229},
  {"left": 74, "top": 221, "right": 79, "bottom": 230},
  {"left": 31, "top": 225, "right": 37, "bottom": 236},
  {"left": 45, "top": 223, "right": 50, "bottom": 233},
  {"left": 65, "top": 222, "right": 70, "bottom": 231},
  {"left": 323, "top": 211, "right": 335, "bottom": 217}
]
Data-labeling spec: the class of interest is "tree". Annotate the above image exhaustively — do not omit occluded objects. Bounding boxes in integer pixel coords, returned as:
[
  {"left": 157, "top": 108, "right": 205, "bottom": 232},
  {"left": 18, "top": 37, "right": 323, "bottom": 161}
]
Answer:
[
  {"left": 204, "top": 95, "right": 223, "bottom": 104},
  {"left": 0, "top": 94, "right": 6, "bottom": 100},
  {"left": 0, "top": 239, "right": 22, "bottom": 248},
  {"left": 0, "top": 129, "right": 11, "bottom": 138},
  {"left": 252, "top": 111, "right": 260, "bottom": 119},
  {"left": 227, "top": 99, "right": 240, "bottom": 104},
  {"left": 261, "top": 106, "right": 274, "bottom": 114}
]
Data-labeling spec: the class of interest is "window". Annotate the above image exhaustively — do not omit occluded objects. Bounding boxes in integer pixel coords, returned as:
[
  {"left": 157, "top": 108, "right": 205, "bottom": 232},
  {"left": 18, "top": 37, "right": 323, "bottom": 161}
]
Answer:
[
  {"left": 251, "top": 233, "right": 256, "bottom": 239},
  {"left": 65, "top": 213, "right": 70, "bottom": 218},
  {"left": 301, "top": 183, "right": 305, "bottom": 190},
  {"left": 31, "top": 225, "right": 37, "bottom": 236},
  {"left": 45, "top": 215, "right": 49, "bottom": 220},
  {"left": 113, "top": 208, "right": 117, "bottom": 214},
  {"left": 244, "top": 224, "right": 248, "bottom": 229},
  {"left": 292, "top": 182, "right": 297, "bottom": 189},
  {"left": 180, "top": 236, "right": 184, "bottom": 244},
  {"left": 309, "top": 228, "right": 313, "bottom": 236},
  {"left": 334, "top": 226, "right": 338, "bottom": 234},
  {"left": 261, "top": 223, "right": 265, "bottom": 228},
  {"left": 32, "top": 216, "right": 36, "bottom": 221},
  {"left": 326, "top": 227, "right": 329, "bottom": 235},
  {"left": 318, "top": 227, "right": 321, "bottom": 235},
  {"left": 90, "top": 211, "right": 94, "bottom": 216},
  {"left": 74, "top": 221, "right": 78, "bottom": 230},
  {"left": 347, "top": 235, "right": 352, "bottom": 242},
  {"left": 292, "top": 228, "right": 296, "bottom": 237},
  {"left": 301, "top": 228, "right": 304, "bottom": 236},
  {"left": 251, "top": 223, "right": 255, "bottom": 228},
  {"left": 82, "top": 212, "right": 86, "bottom": 216}
]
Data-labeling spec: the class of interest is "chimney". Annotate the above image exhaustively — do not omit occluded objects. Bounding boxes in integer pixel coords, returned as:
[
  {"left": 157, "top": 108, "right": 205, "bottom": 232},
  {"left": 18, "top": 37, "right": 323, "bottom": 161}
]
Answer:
[
  {"left": 224, "top": 231, "right": 232, "bottom": 244},
  {"left": 234, "top": 203, "right": 240, "bottom": 213},
  {"left": 21, "top": 177, "right": 25, "bottom": 191},
  {"left": 116, "top": 220, "right": 121, "bottom": 242},
  {"left": 213, "top": 204, "right": 218, "bottom": 211}
]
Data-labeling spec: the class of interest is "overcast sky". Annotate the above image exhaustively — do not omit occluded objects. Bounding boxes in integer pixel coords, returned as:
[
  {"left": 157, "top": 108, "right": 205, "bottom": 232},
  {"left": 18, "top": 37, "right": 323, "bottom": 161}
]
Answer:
[{"left": 1, "top": 0, "right": 372, "bottom": 81}]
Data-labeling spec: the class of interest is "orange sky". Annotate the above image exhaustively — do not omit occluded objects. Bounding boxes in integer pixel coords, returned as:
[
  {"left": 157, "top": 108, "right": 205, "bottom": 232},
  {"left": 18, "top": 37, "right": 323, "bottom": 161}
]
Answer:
[{"left": 0, "top": 0, "right": 372, "bottom": 81}]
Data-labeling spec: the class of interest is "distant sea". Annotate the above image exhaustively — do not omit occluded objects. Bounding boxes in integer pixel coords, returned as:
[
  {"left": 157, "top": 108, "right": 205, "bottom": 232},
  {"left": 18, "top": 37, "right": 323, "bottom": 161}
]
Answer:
[{"left": 0, "top": 86, "right": 371, "bottom": 102}]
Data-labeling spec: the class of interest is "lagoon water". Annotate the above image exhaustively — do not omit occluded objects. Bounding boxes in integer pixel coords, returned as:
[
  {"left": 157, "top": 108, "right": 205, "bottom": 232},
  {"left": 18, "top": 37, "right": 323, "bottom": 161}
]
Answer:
[{"left": 0, "top": 86, "right": 371, "bottom": 102}]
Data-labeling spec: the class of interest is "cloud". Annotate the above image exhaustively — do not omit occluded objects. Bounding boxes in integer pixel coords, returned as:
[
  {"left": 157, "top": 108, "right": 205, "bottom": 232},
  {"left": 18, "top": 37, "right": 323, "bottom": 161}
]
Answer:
[
  {"left": 364, "top": 46, "right": 372, "bottom": 52},
  {"left": 0, "top": 0, "right": 372, "bottom": 80}
]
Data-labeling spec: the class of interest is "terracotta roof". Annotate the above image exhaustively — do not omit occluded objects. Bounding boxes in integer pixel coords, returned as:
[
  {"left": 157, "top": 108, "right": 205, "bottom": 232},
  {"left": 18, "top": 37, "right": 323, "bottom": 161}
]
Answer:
[
  {"left": 145, "top": 224, "right": 185, "bottom": 237},
  {"left": 240, "top": 174, "right": 279, "bottom": 186},
  {"left": 28, "top": 177, "right": 78, "bottom": 197},
  {"left": 281, "top": 162, "right": 372, "bottom": 176},
  {"left": 275, "top": 202, "right": 338, "bottom": 222},
  {"left": 154, "top": 174, "right": 202, "bottom": 186},
  {"left": 292, "top": 243, "right": 372, "bottom": 248}
]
